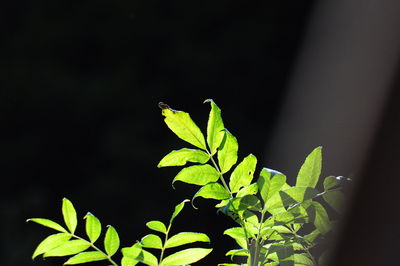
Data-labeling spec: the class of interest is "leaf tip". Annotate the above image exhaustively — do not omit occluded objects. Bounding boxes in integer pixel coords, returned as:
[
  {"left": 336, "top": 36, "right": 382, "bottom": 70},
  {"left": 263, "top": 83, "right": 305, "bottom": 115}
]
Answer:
[{"left": 203, "top": 99, "right": 214, "bottom": 104}]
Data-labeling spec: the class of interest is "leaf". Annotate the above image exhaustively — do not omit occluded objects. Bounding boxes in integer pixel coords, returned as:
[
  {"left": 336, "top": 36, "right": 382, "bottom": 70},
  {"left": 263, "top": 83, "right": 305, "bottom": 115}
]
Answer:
[
  {"left": 323, "top": 190, "right": 344, "bottom": 213},
  {"left": 296, "top": 147, "right": 322, "bottom": 188},
  {"left": 217, "top": 130, "right": 238, "bottom": 174},
  {"left": 104, "top": 225, "right": 120, "bottom": 256},
  {"left": 121, "top": 257, "right": 139, "bottom": 266},
  {"left": 225, "top": 249, "right": 249, "bottom": 259},
  {"left": 193, "top": 182, "right": 231, "bottom": 201},
  {"left": 267, "top": 243, "right": 294, "bottom": 265},
  {"left": 62, "top": 198, "right": 78, "bottom": 234},
  {"left": 294, "top": 253, "right": 313, "bottom": 265},
  {"left": 158, "top": 148, "right": 210, "bottom": 168},
  {"left": 310, "top": 202, "right": 331, "bottom": 234},
  {"left": 27, "top": 218, "right": 67, "bottom": 233},
  {"left": 161, "top": 108, "right": 206, "bottom": 149},
  {"left": 160, "top": 248, "right": 212, "bottom": 265},
  {"left": 173, "top": 164, "right": 220, "bottom": 186},
  {"left": 84, "top": 212, "right": 102, "bottom": 243},
  {"left": 64, "top": 251, "right": 107, "bottom": 264},
  {"left": 229, "top": 154, "right": 257, "bottom": 193},
  {"left": 122, "top": 243, "right": 158, "bottom": 266},
  {"left": 223, "top": 227, "right": 247, "bottom": 249},
  {"left": 323, "top": 176, "right": 339, "bottom": 190},
  {"left": 146, "top": 221, "right": 167, "bottom": 234},
  {"left": 141, "top": 234, "right": 163, "bottom": 249},
  {"left": 32, "top": 233, "right": 71, "bottom": 259},
  {"left": 265, "top": 187, "right": 319, "bottom": 211},
  {"left": 236, "top": 183, "right": 258, "bottom": 197},
  {"left": 165, "top": 232, "right": 210, "bottom": 248},
  {"left": 44, "top": 239, "right": 90, "bottom": 257},
  {"left": 205, "top": 99, "right": 225, "bottom": 155},
  {"left": 170, "top": 199, "right": 189, "bottom": 224},
  {"left": 258, "top": 168, "right": 286, "bottom": 204}
]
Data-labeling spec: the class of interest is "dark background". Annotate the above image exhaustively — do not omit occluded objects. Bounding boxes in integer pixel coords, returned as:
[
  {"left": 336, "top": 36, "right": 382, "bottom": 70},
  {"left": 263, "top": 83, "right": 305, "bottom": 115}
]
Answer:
[{"left": 2, "top": 1, "right": 400, "bottom": 265}]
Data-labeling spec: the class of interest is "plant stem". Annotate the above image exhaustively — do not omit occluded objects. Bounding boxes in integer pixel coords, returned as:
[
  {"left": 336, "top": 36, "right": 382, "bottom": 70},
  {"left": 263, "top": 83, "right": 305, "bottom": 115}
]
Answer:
[
  {"left": 159, "top": 223, "right": 171, "bottom": 265},
  {"left": 206, "top": 150, "right": 232, "bottom": 197}
]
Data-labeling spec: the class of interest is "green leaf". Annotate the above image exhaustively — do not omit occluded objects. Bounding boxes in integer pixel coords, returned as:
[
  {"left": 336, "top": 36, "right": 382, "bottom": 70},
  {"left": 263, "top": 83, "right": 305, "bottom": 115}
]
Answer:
[
  {"left": 121, "top": 257, "right": 138, "bottom": 266},
  {"left": 310, "top": 201, "right": 331, "bottom": 234},
  {"left": 267, "top": 243, "right": 294, "bottom": 265},
  {"left": 265, "top": 187, "right": 319, "bottom": 211},
  {"left": 217, "top": 130, "right": 238, "bottom": 174},
  {"left": 223, "top": 227, "right": 247, "bottom": 249},
  {"left": 146, "top": 221, "right": 167, "bottom": 234},
  {"left": 104, "top": 225, "right": 120, "bottom": 256},
  {"left": 165, "top": 232, "right": 210, "bottom": 248},
  {"left": 258, "top": 169, "right": 286, "bottom": 204},
  {"left": 141, "top": 234, "right": 163, "bottom": 249},
  {"left": 323, "top": 190, "right": 344, "bottom": 213},
  {"left": 27, "top": 218, "right": 68, "bottom": 233},
  {"left": 64, "top": 251, "right": 108, "bottom": 264},
  {"left": 173, "top": 164, "right": 220, "bottom": 186},
  {"left": 44, "top": 239, "right": 90, "bottom": 257},
  {"left": 193, "top": 182, "right": 231, "bottom": 201},
  {"left": 205, "top": 99, "right": 225, "bottom": 155},
  {"left": 170, "top": 199, "right": 189, "bottom": 224},
  {"left": 229, "top": 154, "right": 257, "bottom": 193},
  {"left": 32, "top": 233, "right": 71, "bottom": 259},
  {"left": 160, "top": 248, "right": 212, "bottom": 265},
  {"left": 296, "top": 147, "right": 322, "bottom": 188},
  {"left": 84, "top": 212, "right": 101, "bottom": 243},
  {"left": 158, "top": 148, "right": 210, "bottom": 168},
  {"left": 62, "top": 198, "right": 78, "bottom": 234},
  {"left": 122, "top": 243, "right": 158, "bottom": 266},
  {"left": 236, "top": 183, "right": 258, "bottom": 197},
  {"left": 225, "top": 249, "right": 249, "bottom": 259},
  {"left": 161, "top": 108, "right": 206, "bottom": 149},
  {"left": 294, "top": 253, "right": 313, "bottom": 265},
  {"left": 323, "top": 176, "right": 339, "bottom": 190}
]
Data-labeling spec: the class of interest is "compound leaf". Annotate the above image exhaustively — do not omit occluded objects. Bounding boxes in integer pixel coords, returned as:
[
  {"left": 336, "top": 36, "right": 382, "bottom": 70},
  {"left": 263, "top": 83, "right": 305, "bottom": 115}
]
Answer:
[
  {"left": 165, "top": 232, "right": 210, "bottom": 248},
  {"left": 32, "top": 233, "right": 71, "bottom": 259},
  {"left": 229, "top": 154, "right": 257, "bottom": 193},
  {"left": 104, "top": 225, "right": 120, "bottom": 256},
  {"left": 62, "top": 198, "right": 77, "bottom": 234},
  {"left": 160, "top": 248, "right": 212, "bottom": 265},
  {"left": 43, "top": 239, "right": 90, "bottom": 257},
  {"left": 205, "top": 99, "right": 225, "bottom": 155},
  {"left": 296, "top": 147, "right": 322, "bottom": 188},
  {"left": 158, "top": 148, "right": 210, "bottom": 167},
  {"left": 173, "top": 164, "right": 220, "bottom": 186},
  {"left": 146, "top": 221, "right": 167, "bottom": 234},
  {"left": 218, "top": 130, "right": 238, "bottom": 174},
  {"left": 84, "top": 212, "right": 101, "bottom": 243},
  {"left": 64, "top": 251, "right": 107, "bottom": 264}
]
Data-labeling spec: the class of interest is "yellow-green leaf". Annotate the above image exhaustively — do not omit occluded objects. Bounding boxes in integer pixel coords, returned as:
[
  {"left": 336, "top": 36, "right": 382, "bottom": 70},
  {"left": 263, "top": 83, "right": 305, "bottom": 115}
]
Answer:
[
  {"left": 158, "top": 148, "right": 209, "bottom": 167},
  {"left": 141, "top": 234, "right": 163, "bottom": 249},
  {"left": 296, "top": 147, "right": 322, "bottom": 188},
  {"left": 27, "top": 218, "right": 67, "bottom": 233},
  {"left": 173, "top": 164, "right": 220, "bottom": 186},
  {"left": 84, "top": 212, "right": 101, "bottom": 243},
  {"left": 104, "top": 225, "right": 120, "bottom": 256},
  {"left": 193, "top": 182, "right": 231, "bottom": 201},
  {"left": 43, "top": 239, "right": 90, "bottom": 257},
  {"left": 218, "top": 130, "right": 238, "bottom": 174},
  {"left": 64, "top": 251, "right": 107, "bottom": 264},
  {"left": 165, "top": 232, "right": 210, "bottom": 248},
  {"left": 146, "top": 221, "right": 167, "bottom": 234},
  {"left": 32, "top": 233, "right": 71, "bottom": 259},
  {"left": 229, "top": 154, "right": 257, "bottom": 193},
  {"left": 160, "top": 248, "right": 212, "bottom": 265},
  {"left": 62, "top": 198, "right": 77, "bottom": 234},
  {"left": 205, "top": 99, "right": 225, "bottom": 155}
]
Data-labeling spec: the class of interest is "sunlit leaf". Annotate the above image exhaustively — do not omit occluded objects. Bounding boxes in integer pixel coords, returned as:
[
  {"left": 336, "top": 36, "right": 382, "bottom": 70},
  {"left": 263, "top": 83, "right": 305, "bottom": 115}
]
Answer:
[
  {"left": 173, "top": 164, "right": 220, "bottom": 186},
  {"left": 258, "top": 168, "right": 286, "bottom": 205},
  {"left": 160, "top": 248, "right": 212, "bottom": 265},
  {"left": 218, "top": 130, "right": 238, "bottom": 174},
  {"left": 310, "top": 202, "right": 331, "bottom": 234},
  {"left": 121, "top": 256, "right": 139, "bottom": 266},
  {"left": 84, "top": 212, "right": 101, "bottom": 243},
  {"left": 43, "top": 239, "right": 90, "bottom": 257},
  {"left": 193, "top": 182, "right": 231, "bottom": 201},
  {"left": 223, "top": 227, "right": 247, "bottom": 249},
  {"left": 141, "top": 234, "right": 163, "bottom": 249},
  {"left": 170, "top": 199, "right": 189, "bottom": 224},
  {"left": 64, "top": 251, "right": 107, "bottom": 264},
  {"left": 122, "top": 243, "right": 158, "bottom": 266},
  {"left": 296, "top": 147, "right": 322, "bottom": 188},
  {"left": 236, "top": 183, "right": 258, "bottom": 198},
  {"left": 165, "top": 232, "right": 210, "bottom": 248},
  {"left": 323, "top": 176, "right": 339, "bottom": 190},
  {"left": 104, "top": 225, "right": 120, "bottom": 256},
  {"left": 229, "top": 154, "right": 257, "bottom": 193},
  {"left": 32, "top": 233, "right": 71, "bottom": 259},
  {"left": 62, "top": 198, "right": 78, "bottom": 234},
  {"left": 266, "top": 243, "right": 294, "bottom": 265},
  {"left": 323, "top": 190, "right": 344, "bottom": 213},
  {"left": 265, "top": 187, "right": 319, "bottom": 211},
  {"left": 205, "top": 99, "right": 225, "bottom": 155},
  {"left": 226, "top": 249, "right": 249, "bottom": 259},
  {"left": 158, "top": 148, "right": 210, "bottom": 168},
  {"left": 146, "top": 221, "right": 167, "bottom": 234},
  {"left": 27, "top": 218, "right": 67, "bottom": 233},
  {"left": 161, "top": 108, "right": 206, "bottom": 149}
]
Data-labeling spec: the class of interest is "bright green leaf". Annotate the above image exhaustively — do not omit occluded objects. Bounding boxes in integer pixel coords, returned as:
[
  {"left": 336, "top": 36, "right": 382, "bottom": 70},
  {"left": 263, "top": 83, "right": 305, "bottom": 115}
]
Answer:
[
  {"left": 64, "top": 251, "right": 107, "bottom": 264},
  {"left": 229, "top": 154, "right": 257, "bottom": 193},
  {"left": 104, "top": 225, "right": 120, "bottom": 256},
  {"left": 141, "top": 234, "right": 163, "bottom": 249},
  {"left": 173, "top": 164, "right": 220, "bottom": 186},
  {"left": 161, "top": 108, "right": 206, "bottom": 149},
  {"left": 265, "top": 187, "right": 319, "bottom": 211},
  {"left": 218, "top": 130, "right": 238, "bottom": 174},
  {"left": 158, "top": 148, "right": 210, "bottom": 168},
  {"left": 160, "top": 248, "right": 212, "bottom": 265},
  {"left": 32, "top": 233, "right": 71, "bottom": 259},
  {"left": 323, "top": 176, "right": 339, "bottom": 190},
  {"left": 226, "top": 249, "right": 249, "bottom": 259},
  {"left": 27, "top": 218, "right": 67, "bottom": 233},
  {"left": 62, "top": 198, "right": 78, "bottom": 234},
  {"left": 236, "top": 183, "right": 258, "bottom": 198},
  {"left": 296, "top": 147, "right": 322, "bottom": 188},
  {"left": 146, "top": 221, "right": 167, "bottom": 234},
  {"left": 165, "top": 232, "right": 210, "bottom": 248},
  {"left": 310, "top": 202, "right": 331, "bottom": 234},
  {"left": 122, "top": 243, "right": 158, "bottom": 266},
  {"left": 258, "top": 168, "right": 286, "bottom": 205},
  {"left": 84, "top": 212, "right": 101, "bottom": 243},
  {"left": 294, "top": 253, "right": 313, "bottom": 265},
  {"left": 121, "top": 256, "right": 139, "bottom": 266},
  {"left": 193, "top": 182, "right": 231, "bottom": 202},
  {"left": 43, "top": 239, "right": 90, "bottom": 257},
  {"left": 170, "top": 199, "right": 189, "bottom": 224},
  {"left": 323, "top": 190, "right": 344, "bottom": 213},
  {"left": 205, "top": 99, "right": 225, "bottom": 155},
  {"left": 223, "top": 227, "right": 247, "bottom": 249}
]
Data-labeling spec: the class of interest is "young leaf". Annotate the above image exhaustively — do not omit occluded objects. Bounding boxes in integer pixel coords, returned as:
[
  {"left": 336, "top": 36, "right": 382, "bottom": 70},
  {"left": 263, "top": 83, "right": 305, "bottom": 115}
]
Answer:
[
  {"left": 158, "top": 148, "right": 210, "bottom": 167},
  {"left": 236, "top": 183, "right": 258, "bottom": 198},
  {"left": 296, "top": 147, "right": 322, "bottom": 188},
  {"left": 160, "top": 248, "right": 212, "bottom": 265},
  {"left": 43, "top": 239, "right": 90, "bottom": 257},
  {"left": 62, "top": 198, "right": 78, "bottom": 234},
  {"left": 165, "top": 232, "right": 210, "bottom": 248},
  {"left": 193, "top": 182, "right": 231, "bottom": 201},
  {"left": 104, "top": 225, "right": 120, "bottom": 256},
  {"left": 161, "top": 108, "right": 206, "bottom": 149},
  {"left": 217, "top": 130, "right": 238, "bottom": 174},
  {"left": 170, "top": 199, "right": 189, "bottom": 224},
  {"left": 173, "top": 164, "right": 220, "bottom": 186},
  {"left": 141, "top": 234, "right": 163, "bottom": 249},
  {"left": 122, "top": 243, "right": 158, "bottom": 266},
  {"left": 121, "top": 256, "right": 139, "bottom": 266},
  {"left": 225, "top": 249, "right": 249, "bottom": 259},
  {"left": 32, "top": 233, "right": 71, "bottom": 259},
  {"left": 310, "top": 201, "right": 331, "bottom": 234},
  {"left": 64, "top": 251, "right": 107, "bottom": 264},
  {"left": 258, "top": 169, "right": 286, "bottom": 204},
  {"left": 146, "top": 220, "right": 167, "bottom": 234},
  {"left": 84, "top": 212, "right": 102, "bottom": 243},
  {"left": 27, "top": 218, "right": 67, "bottom": 233},
  {"left": 229, "top": 154, "right": 257, "bottom": 193},
  {"left": 223, "top": 227, "right": 247, "bottom": 249},
  {"left": 205, "top": 99, "right": 225, "bottom": 155},
  {"left": 323, "top": 190, "right": 345, "bottom": 213}
]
